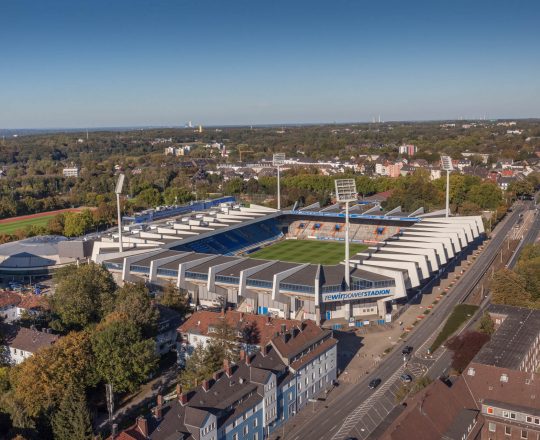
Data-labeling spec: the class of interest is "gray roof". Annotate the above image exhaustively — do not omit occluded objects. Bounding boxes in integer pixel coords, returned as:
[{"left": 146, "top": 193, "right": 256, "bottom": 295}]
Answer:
[
  {"left": 248, "top": 261, "right": 298, "bottom": 282},
  {"left": 483, "top": 399, "right": 540, "bottom": 417},
  {"left": 133, "top": 250, "right": 182, "bottom": 267},
  {"left": 160, "top": 252, "right": 210, "bottom": 269},
  {"left": 216, "top": 258, "right": 268, "bottom": 278},
  {"left": 473, "top": 304, "right": 540, "bottom": 369},
  {"left": 442, "top": 408, "right": 479, "bottom": 440},
  {"left": 188, "top": 256, "right": 238, "bottom": 274},
  {"left": 281, "top": 264, "right": 319, "bottom": 286}
]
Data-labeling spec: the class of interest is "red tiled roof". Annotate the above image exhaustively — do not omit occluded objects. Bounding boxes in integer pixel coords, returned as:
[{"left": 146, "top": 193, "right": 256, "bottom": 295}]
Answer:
[
  {"left": 0, "top": 291, "right": 21, "bottom": 308},
  {"left": 18, "top": 295, "right": 49, "bottom": 311},
  {"left": 179, "top": 310, "right": 300, "bottom": 346},
  {"left": 271, "top": 320, "right": 331, "bottom": 360}
]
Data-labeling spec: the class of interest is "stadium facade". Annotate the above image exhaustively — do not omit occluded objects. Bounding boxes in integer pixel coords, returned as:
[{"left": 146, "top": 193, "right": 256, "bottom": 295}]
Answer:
[{"left": 92, "top": 200, "right": 484, "bottom": 326}]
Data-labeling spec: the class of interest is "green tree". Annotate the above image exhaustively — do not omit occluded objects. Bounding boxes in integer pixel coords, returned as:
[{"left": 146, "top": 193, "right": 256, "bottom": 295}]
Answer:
[
  {"left": 178, "top": 343, "right": 213, "bottom": 391},
  {"left": 467, "top": 182, "right": 503, "bottom": 209},
  {"left": 508, "top": 179, "right": 534, "bottom": 198},
  {"left": 51, "top": 384, "right": 93, "bottom": 440},
  {"left": 136, "top": 187, "right": 162, "bottom": 208},
  {"left": 158, "top": 283, "right": 190, "bottom": 317},
  {"left": 206, "top": 319, "right": 239, "bottom": 363},
  {"left": 63, "top": 211, "right": 94, "bottom": 237},
  {"left": 490, "top": 269, "right": 531, "bottom": 307},
  {"left": 479, "top": 312, "right": 495, "bottom": 335},
  {"left": 91, "top": 320, "right": 157, "bottom": 393},
  {"left": 114, "top": 283, "right": 158, "bottom": 337},
  {"left": 163, "top": 186, "right": 193, "bottom": 205},
  {"left": 52, "top": 263, "right": 116, "bottom": 330}
]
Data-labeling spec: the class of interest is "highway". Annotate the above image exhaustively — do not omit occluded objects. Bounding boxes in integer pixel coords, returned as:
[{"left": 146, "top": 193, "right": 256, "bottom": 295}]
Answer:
[{"left": 281, "top": 204, "right": 528, "bottom": 440}]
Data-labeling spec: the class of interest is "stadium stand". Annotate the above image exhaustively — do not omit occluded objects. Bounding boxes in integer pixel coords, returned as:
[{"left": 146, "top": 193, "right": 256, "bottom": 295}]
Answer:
[{"left": 288, "top": 220, "right": 401, "bottom": 243}]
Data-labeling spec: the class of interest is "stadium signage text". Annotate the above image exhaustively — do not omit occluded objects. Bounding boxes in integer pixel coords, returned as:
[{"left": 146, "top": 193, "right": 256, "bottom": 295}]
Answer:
[{"left": 322, "top": 288, "right": 391, "bottom": 303}]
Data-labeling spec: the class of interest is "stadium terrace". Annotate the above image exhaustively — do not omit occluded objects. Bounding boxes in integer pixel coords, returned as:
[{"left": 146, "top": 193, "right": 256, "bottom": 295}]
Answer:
[{"left": 92, "top": 199, "right": 484, "bottom": 326}]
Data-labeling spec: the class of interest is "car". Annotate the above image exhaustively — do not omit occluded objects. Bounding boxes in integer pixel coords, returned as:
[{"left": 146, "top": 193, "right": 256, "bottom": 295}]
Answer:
[
  {"left": 368, "top": 378, "right": 381, "bottom": 389},
  {"left": 400, "top": 374, "right": 413, "bottom": 383},
  {"left": 402, "top": 345, "right": 413, "bottom": 355}
]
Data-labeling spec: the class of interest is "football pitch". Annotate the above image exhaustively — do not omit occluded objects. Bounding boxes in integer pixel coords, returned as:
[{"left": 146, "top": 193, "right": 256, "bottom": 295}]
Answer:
[
  {"left": 249, "top": 239, "right": 368, "bottom": 265},
  {"left": 0, "top": 215, "right": 55, "bottom": 234}
]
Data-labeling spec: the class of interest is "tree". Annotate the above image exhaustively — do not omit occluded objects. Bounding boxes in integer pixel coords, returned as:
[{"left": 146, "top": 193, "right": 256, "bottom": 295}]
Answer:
[
  {"left": 490, "top": 269, "right": 531, "bottom": 307},
  {"left": 157, "top": 283, "right": 190, "bottom": 317},
  {"left": 63, "top": 211, "right": 94, "bottom": 237},
  {"left": 9, "top": 331, "right": 98, "bottom": 419},
  {"left": 51, "top": 263, "right": 116, "bottom": 330},
  {"left": 509, "top": 179, "right": 534, "bottom": 198},
  {"left": 178, "top": 344, "right": 214, "bottom": 391},
  {"left": 447, "top": 331, "right": 490, "bottom": 373},
  {"left": 163, "top": 187, "right": 193, "bottom": 205},
  {"left": 479, "top": 312, "right": 495, "bottom": 335},
  {"left": 136, "top": 187, "right": 162, "bottom": 208},
  {"left": 91, "top": 320, "right": 158, "bottom": 393},
  {"left": 467, "top": 182, "right": 503, "bottom": 209},
  {"left": 206, "top": 319, "right": 239, "bottom": 363},
  {"left": 114, "top": 283, "right": 158, "bottom": 337},
  {"left": 51, "top": 384, "right": 93, "bottom": 440}
]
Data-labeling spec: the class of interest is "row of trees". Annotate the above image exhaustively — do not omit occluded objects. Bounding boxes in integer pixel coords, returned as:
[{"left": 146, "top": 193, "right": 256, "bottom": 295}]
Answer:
[
  {"left": 491, "top": 244, "right": 540, "bottom": 309},
  {"left": 0, "top": 263, "right": 190, "bottom": 439}
]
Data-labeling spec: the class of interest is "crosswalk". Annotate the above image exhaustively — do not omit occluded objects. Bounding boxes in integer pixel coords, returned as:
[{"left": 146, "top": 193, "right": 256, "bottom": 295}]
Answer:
[{"left": 331, "top": 362, "right": 427, "bottom": 440}]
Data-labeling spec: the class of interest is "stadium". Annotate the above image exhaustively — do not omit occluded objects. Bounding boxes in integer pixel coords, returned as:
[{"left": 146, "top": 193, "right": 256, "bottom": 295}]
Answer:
[{"left": 92, "top": 197, "right": 484, "bottom": 327}]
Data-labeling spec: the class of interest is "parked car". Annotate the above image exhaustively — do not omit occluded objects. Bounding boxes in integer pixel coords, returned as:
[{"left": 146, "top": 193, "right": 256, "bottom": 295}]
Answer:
[
  {"left": 400, "top": 374, "right": 413, "bottom": 383},
  {"left": 402, "top": 345, "right": 413, "bottom": 355},
  {"left": 368, "top": 378, "right": 382, "bottom": 389}
]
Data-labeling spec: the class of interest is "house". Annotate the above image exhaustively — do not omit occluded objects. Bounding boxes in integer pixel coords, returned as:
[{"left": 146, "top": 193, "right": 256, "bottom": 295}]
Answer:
[
  {"left": 156, "top": 304, "right": 183, "bottom": 356},
  {"left": 0, "top": 291, "right": 49, "bottom": 324},
  {"left": 62, "top": 167, "right": 79, "bottom": 178},
  {"left": 178, "top": 310, "right": 301, "bottom": 364},
  {"left": 116, "top": 321, "right": 337, "bottom": 440},
  {"left": 0, "top": 323, "right": 59, "bottom": 364},
  {"left": 498, "top": 176, "right": 515, "bottom": 191}
]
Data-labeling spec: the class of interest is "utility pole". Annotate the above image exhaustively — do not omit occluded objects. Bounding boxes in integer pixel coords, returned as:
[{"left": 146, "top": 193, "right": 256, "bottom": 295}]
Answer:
[
  {"left": 273, "top": 153, "right": 285, "bottom": 210},
  {"left": 115, "top": 174, "right": 125, "bottom": 252}
]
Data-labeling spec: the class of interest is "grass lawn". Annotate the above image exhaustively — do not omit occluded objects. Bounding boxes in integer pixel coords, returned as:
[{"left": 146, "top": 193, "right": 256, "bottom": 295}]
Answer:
[
  {"left": 429, "top": 304, "right": 479, "bottom": 353},
  {"left": 249, "top": 239, "right": 368, "bottom": 265},
  {"left": 0, "top": 215, "right": 55, "bottom": 235}
]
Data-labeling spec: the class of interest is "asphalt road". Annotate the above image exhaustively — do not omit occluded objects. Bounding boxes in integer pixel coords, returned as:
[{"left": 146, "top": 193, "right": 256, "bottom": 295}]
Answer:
[{"left": 282, "top": 204, "right": 527, "bottom": 440}]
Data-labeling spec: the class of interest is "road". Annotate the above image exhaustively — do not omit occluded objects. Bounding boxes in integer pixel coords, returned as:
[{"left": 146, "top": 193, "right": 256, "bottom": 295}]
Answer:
[{"left": 281, "top": 204, "right": 528, "bottom": 440}]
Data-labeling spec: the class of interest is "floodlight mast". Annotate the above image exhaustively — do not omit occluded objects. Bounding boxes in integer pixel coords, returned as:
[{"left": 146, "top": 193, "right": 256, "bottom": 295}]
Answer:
[
  {"left": 334, "top": 179, "right": 357, "bottom": 289},
  {"left": 115, "top": 174, "right": 125, "bottom": 252},
  {"left": 273, "top": 153, "right": 286, "bottom": 210},
  {"left": 440, "top": 156, "right": 454, "bottom": 218}
]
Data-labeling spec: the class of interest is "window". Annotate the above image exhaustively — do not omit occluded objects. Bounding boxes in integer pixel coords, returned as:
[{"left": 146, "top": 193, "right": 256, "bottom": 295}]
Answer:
[
  {"left": 232, "top": 434, "right": 238, "bottom": 440},
  {"left": 511, "top": 413, "right": 516, "bottom": 420},
  {"left": 534, "top": 418, "right": 540, "bottom": 425},
  {"left": 467, "top": 368, "right": 475, "bottom": 376},
  {"left": 244, "top": 425, "right": 249, "bottom": 435},
  {"left": 506, "top": 426, "right": 511, "bottom": 435},
  {"left": 253, "top": 434, "right": 258, "bottom": 440},
  {"left": 253, "top": 418, "right": 258, "bottom": 428},
  {"left": 527, "top": 416, "right": 533, "bottom": 423},
  {"left": 488, "top": 422, "right": 496, "bottom": 432},
  {"left": 503, "top": 411, "right": 510, "bottom": 418},
  {"left": 487, "top": 407, "right": 494, "bottom": 415},
  {"left": 501, "top": 374, "right": 509, "bottom": 383},
  {"left": 521, "top": 430, "right": 528, "bottom": 439}
]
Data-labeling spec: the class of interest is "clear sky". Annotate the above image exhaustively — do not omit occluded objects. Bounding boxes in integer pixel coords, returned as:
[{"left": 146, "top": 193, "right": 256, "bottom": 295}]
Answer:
[{"left": 1, "top": 0, "right": 539, "bottom": 128}]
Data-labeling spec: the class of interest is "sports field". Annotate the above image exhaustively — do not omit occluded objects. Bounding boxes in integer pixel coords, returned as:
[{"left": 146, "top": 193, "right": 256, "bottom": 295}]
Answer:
[
  {"left": 0, "top": 216, "right": 55, "bottom": 234},
  {"left": 249, "top": 239, "right": 368, "bottom": 265}
]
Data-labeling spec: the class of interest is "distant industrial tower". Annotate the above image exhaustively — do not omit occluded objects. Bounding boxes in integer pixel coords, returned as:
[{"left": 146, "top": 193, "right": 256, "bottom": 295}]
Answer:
[{"left": 198, "top": 125, "right": 203, "bottom": 133}]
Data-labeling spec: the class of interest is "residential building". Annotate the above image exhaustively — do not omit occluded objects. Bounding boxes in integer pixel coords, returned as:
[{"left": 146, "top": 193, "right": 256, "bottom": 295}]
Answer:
[
  {"left": 115, "top": 321, "right": 337, "bottom": 440},
  {"left": 178, "top": 310, "right": 300, "bottom": 364},
  {"left": 156, "top": 304, "right": 183, "bottom": 356},
  {"left": 498, "top": 176, "right": 515, "bottom": 191},
  {"left": 62, "top": 166, "right": 79, "bottom": 178},
  {"left": 398, "top": 144, "right": 417, "bottom": 156},
  {"left": 0, "top": 291, "right": 49, "bottom": 323},
  {"left": 0, "top": 323, "right": 59, "bottom": 364}
]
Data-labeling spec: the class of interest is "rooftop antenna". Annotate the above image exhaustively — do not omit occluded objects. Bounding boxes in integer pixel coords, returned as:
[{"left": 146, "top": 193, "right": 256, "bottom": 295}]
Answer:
[
  {"left": 440, "top": 156, "right": 454, "bottom": 218},
  {"left": 115, "top": 174, "right": 125, "bottom": 252},
  {"left": 334, "top": 178, "right": 357, "bottom": 289}
]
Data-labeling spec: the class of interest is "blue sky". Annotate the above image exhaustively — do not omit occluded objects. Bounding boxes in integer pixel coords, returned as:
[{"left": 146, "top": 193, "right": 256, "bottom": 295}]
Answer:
[{"left": 1, "top": 0, "right": 539, "bottom": 128}]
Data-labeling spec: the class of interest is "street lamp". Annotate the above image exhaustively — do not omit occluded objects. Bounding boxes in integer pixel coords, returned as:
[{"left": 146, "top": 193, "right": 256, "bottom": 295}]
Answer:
[
  {"left": 273, "top": 153, "right": 286, "bottom": 210},
  {"left": 440, "top": 156, "right": 454, "bottom": 218},
  {"left": 115, "top": 173, "right": 125, "bottom": 252},
  {"left": 334, "top": 178, "right": 357, "bottom": 288}
]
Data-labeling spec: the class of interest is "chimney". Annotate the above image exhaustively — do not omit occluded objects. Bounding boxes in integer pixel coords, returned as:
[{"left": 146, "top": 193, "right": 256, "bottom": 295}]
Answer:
[
  {"left": 202, "top": 379, "right": 210, "bottom": 392},
  {"left": 281, "top": 323, "right": 286, "bottom": 334},
  {"left": 239, "top": 349, "right": 246, "bottom": 361},
  {"left": 136, "top": 416, "right": 148, "bottom": 437},
  {"left": 157, "top": 394, "right": 164, "bottom": 406},
  {"left": 152, "top": 405, "right": 163, "bottom": 421},
  {"left": 246, "top": 354, "right": 252, "bottom": 366},
  {"left": 213, "top": 371, "right": 221, "bottom": 381},
  {"left": 176, "top": 384, "right": 182, "bottom": 400},
  {"left": 240, "top": 312, "right": 244, "bottom": 321},
  {"left": 179, "top": 390, "right": 188, "bottom": 406},
  {"left": 266, "top": 316, "right": 271, "bottom": 324},
  {"left": 223, "top": 358, "right": 232, "bottom": 377}
]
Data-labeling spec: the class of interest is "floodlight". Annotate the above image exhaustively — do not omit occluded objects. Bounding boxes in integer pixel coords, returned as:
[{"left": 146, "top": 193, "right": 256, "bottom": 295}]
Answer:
[
  {"left": 115, "top": 173, "right": 125, "bottom": 194},
  {"left": 440, "top": 156, "right": 453, "bottom": 218},
  {"left": 273, "top": 154, "right": 286, "bottom": 210},
  {"left": 272, "top": 153, "right": 286, "bottom": 166},
  {"left": 115, "top": 174, "right": 125, "bottom": 251},
  {"left": 334, "top": 178, "right": 357, "bottom": 291},
  {"left": 440, "top": 156, "right": 454, "bottom": 171},
  {"left": 334, "top": 179, "right": 357, "bottom": 203}
]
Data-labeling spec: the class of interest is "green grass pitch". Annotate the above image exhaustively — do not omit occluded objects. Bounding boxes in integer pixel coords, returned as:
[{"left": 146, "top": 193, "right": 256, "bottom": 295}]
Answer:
[
  {"left": 249, "top": 239, "right": 368, "bottom": 265},
  {"left": 0, "top": 215, "right": 55, "bottom": 234}
]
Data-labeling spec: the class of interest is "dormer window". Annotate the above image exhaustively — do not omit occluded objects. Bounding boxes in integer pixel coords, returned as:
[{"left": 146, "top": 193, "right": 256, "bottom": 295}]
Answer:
[
  {"left": 467, "top": 367, "right": 475, "bottom": 376},
  {"left": 500, "top": 374, "right": 509, "bottom": 383}
]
